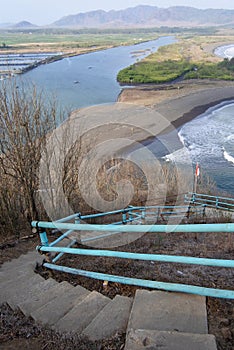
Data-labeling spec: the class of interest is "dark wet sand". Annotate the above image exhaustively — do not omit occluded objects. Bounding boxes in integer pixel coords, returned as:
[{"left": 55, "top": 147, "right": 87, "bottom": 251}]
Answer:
[{"left": 119, "top": 80, "right": 234, "bottom": 129}]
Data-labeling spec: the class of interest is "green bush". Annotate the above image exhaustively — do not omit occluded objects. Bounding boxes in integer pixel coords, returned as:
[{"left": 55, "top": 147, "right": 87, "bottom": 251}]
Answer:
[
  {"left": 117, "top": 60, "right": 195, "bottom": 84},
  {"left": 117, "top": 58, "right": 234, "bottom": 84}
]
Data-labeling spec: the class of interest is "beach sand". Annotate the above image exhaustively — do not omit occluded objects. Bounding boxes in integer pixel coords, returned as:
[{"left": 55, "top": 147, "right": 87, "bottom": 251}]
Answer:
[
  {"left": 118, "top": 79, "right": 234, "bottom": 129},
  {"left": 66, "top": 80, "right": 234, "bottom": 162}
]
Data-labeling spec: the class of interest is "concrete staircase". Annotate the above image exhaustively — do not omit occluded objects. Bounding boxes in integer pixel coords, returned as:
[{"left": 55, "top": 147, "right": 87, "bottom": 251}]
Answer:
[
  {"left": 0, "top": 251, "right": 217, "bottom": 349},
  {"left": 124, "top": 289, "right": 217, "bottom": 350}
]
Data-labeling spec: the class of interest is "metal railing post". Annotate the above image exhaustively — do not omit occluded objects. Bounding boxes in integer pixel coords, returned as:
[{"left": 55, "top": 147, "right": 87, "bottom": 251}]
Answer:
[
  {"left": 192, "top": 193, "right": 196, "bottom": 204},
  {"left": 75, "top": 213, "right": 81, "bottom": 242},
  {"left": 75, "top": 213, "right": 81, "bottom": 224},
  {"left": 38, "top": 229, "right": 51, "bottom": 262},
  {"left": 203, "top": 205, "right": 206, "bottom": 221},
  {"left": 187, "top": 206, "right": 191, "bottom": 219},
  {"left": 39, "top": 230, "right": 49, "bottom": 247},
  {"left": 122, "top": 210, "right": 127, "bottom": 224},
  {"left": 156, "top": 208, "right": 160, "bottom": 222}
]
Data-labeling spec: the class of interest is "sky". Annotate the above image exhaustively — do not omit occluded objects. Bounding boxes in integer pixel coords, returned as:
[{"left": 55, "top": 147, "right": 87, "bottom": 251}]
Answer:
[{"left": 1, "top": 0, "right": 234, "bottom": 25}]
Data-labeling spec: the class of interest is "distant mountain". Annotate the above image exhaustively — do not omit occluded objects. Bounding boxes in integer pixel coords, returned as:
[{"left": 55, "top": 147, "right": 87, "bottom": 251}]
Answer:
[
  {"left": 13, "top": 21, "right": 38, "bottom": 28},
  {"left": 53, "top": 5, "right": 234, "bottom": 28}
]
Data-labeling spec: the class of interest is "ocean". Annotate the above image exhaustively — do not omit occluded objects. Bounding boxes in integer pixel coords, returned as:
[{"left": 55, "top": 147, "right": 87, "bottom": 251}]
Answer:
[{"left": 164, "top": 102, "right": 234, "bottom": 195}]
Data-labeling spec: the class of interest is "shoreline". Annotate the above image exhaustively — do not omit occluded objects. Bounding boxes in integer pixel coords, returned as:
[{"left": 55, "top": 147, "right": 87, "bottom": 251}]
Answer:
[
  {"left": 167, "top": 96, "right": 234, "bottom": 131},
  {"left": 116, "top": 80, "right": 234, "bottom": 161},
  {"left": 118, "top": 79, "right": 234, "bottom": 131}
]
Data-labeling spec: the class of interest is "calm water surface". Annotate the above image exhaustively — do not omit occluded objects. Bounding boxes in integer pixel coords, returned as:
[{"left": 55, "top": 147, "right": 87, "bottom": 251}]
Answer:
[{"left": 19, "top": 36, "right": 175, "bottom": 109}]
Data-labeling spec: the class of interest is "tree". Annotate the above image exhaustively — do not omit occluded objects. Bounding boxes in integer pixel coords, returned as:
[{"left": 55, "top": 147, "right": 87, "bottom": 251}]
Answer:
[{"left": 0, "top": 80, "right": 69, "bottom": 231}]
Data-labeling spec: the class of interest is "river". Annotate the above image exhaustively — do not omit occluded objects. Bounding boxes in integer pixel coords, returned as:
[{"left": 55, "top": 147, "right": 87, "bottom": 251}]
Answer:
[{"left": 19, "top": 36, "right": 175, "bottom": 109}]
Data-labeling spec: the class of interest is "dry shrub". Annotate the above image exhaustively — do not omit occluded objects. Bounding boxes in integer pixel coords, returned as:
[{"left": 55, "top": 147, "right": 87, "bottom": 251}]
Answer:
[{"left": 0, "top": 80, "right": 69, "bottom": 240}]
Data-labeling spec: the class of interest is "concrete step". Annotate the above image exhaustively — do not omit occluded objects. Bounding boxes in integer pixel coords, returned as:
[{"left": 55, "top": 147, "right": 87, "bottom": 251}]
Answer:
[
  {"left": 0, "top": 250, "right": 44, "bottom": 286},
  {"left": 124, "top": 329, "right": 217, "bottom": 350},
  {"left": 0, "top": 271, "right": 33, "bottom": 286},
  {"left": 30, "top": 284, "right": 90, "bottom": 325},
  {"left": 0, "top": 254, "right": 32, "bottom": 268},
  {"left": 0, "top": 263, "right": 37, "bottom": 284},
  {"left": 5, "top": 275, "right": 46, "bottom": 309},
  {"left": 0, "top": 251, "right": 43, "bottom": 270},
  {"left": 12, "top": 277, "right": 57, "bottom": 312},
  {"left": 82, "top": 295, "right": 133, "bottom": 341},
  {"left": 54, "top": 291, "right": 110, "bottom": 334},
  {"left": 0, "top": 262, "right": 42, "bottom": 282},
  {"left": 127, "top": 290, "right": 208, "bottom": 335},
  {"left": 7, "top": 277, "right": 58, "bottom": 310},
  {"left": 18, "top": 281, "right": 73, "bottom": 316},
  {"left": 0, "top": 274, "right": 44, "bottom": 307}
]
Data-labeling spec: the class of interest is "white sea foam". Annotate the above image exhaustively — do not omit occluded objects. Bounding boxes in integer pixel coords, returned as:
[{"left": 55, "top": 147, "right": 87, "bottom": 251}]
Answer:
[
  {"left": 163, "top": 147, "right": 191, "bottom": 164},
  {"left": 226, "top": 134, "right": 234, "bottom": 141},
  {"left": 223, "top": 150, "right": 234, "bottom": 165},
  {"left": 164, "top": 103, "right": 234, "bottom": 168},
  {"left": 178, "top": 131, "right": 186, "bottom": 146}
]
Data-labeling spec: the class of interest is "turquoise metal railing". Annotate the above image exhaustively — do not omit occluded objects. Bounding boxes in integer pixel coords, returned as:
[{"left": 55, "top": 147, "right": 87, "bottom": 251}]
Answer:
[
  {"left": 42, "top": 263, "right": 233, "bottom": 299},
  {"left": 33, "top": 206, "right": 234, "bottom": 299},
  {"left": 185, "top": 192, "right": 234, "bottom": 212},
  {"left": 33, "top": 221, "right": 234, "bottom": 233}
]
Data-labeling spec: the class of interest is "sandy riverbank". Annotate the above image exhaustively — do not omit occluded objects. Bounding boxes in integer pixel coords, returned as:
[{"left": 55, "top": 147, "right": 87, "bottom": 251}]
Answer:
[{"left": 118, "top": 79, "right": 234, "bottom": 130}]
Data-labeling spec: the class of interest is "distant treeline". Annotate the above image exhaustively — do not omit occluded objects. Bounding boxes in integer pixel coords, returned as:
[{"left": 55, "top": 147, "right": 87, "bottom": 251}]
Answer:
[{"left": 0, "top": 26, "right": 217, "bottom": 36}]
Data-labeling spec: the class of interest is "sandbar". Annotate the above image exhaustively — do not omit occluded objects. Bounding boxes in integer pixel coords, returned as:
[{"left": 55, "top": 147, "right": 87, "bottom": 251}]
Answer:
[{"left": 118, "top": 79, "right": 234, "bottom": 130}]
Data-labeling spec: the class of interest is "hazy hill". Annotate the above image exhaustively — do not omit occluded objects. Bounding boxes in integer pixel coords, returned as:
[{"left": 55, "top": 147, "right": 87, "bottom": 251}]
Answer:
[
  {"left": 53, "top": 5, "right": 234, "bottom": 28},
  {"left": 13, "top": 21, "right": 37, "bottom": 28}
]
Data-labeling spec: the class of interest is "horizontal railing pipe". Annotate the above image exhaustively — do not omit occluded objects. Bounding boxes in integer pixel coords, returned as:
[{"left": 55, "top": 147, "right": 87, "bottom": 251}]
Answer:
[
  {"left": 190, "top": 192, "right": 234, "bottom": 202},
  {"left": 188, "top": 193, "right": 234, "bottom": 211},
  {"left": 43, "top": 263, "right": 234, "bottom": 299},
  {"left": 32, "top": 221, "right": 234, "bottom": 233},
  {"left": 37, "top": 246, "right": 234, "bottom": 268}
]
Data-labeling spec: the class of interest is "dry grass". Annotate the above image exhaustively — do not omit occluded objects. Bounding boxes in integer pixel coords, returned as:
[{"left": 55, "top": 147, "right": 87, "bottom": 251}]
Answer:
[{"left": 142, "top": 34, "right": 234, "bottom": 66}]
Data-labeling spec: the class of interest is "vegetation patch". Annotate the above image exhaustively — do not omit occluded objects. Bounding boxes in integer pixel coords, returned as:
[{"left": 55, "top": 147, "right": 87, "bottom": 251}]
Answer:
[
  {"left": 117, "top": 59, "right": 196, "bottom": 83},
  {"left": 117, "top": 35, "right": 234, "bottom": 83}
]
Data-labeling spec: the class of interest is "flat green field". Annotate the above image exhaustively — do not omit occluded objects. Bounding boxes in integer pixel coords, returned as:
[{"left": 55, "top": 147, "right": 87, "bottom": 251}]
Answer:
[
  {"left": 0, "top": 26, "right": 217, "bottom": 53},
  {"left": 0, "top": 28, "right": 164, "bottom": 53}
]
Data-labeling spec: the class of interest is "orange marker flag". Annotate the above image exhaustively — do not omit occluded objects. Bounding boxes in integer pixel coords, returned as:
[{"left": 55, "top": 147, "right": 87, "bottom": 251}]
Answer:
[{"left": 195, "top": 163, "right": 200, "bottom": 177}]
